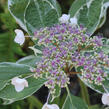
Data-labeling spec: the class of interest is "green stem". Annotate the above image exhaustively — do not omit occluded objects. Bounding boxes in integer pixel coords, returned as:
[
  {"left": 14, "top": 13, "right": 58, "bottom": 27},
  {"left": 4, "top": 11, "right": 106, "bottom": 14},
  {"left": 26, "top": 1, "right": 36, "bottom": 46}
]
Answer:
[
  {"left": 79, "top": 79, "right": 90, "bottom": 106},
  {"left": 66, "top": 85, "right": 75, "bottom": 108}
]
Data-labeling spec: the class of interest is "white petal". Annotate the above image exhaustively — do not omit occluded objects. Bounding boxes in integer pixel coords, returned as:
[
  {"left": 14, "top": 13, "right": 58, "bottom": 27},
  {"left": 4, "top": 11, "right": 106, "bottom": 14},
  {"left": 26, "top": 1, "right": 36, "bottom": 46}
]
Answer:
[
  {"left": 42, "top": 103, "right": 59, "bottom": 109},
  {"left": 14, "top": 29, "right": 25, "bottom": 45},
  {"left": 23, "top": 79, "right": 28, "bottom": 87},
  {"left": 11, "top": 77, "right": 19, "bottom": 85},
  {"left": 14, "top": 36, "right": 25, "bottom": 45},
  {"left": 70, "top": 17, "right": 77, "bottom": 26},
  {"left": 15, "top": 78, "right": 27, "bottom": 84},
  {"left": 15, "top": 84, "right": 25, "bottom": 92},
  {"left": 59, "top": 14, "right": 70, "bottom": 24},
  {"left": 102, "top": 93, "right": 109, "bottom": 105},
  {"left": 11, "top": 77, "right": 28, "bottom": 92},
  {"left": 51, "top": 104, "right": 59, "bottom": 109},
  {"left": 42, "top": 103, "right": 48, "bottom": 109}
]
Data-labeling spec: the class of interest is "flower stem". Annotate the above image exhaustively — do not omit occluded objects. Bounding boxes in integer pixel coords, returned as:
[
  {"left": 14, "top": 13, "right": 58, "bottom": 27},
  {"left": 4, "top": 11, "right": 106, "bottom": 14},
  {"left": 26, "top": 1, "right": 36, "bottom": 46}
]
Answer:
[
  {"left": 24, "top": 74, "right": 34, "bottom": 79},
  {"left": 66, "top": 85, "right": 75, "bottom": 108},
  {"left": 79, "top": 79, "right": 90, "bottom": 106},
  {"left": 102, "top": 84, "right": 109, "bottom": 93},
  {"left": 46, "top": 91, "right": 50, "bottom": 104}
]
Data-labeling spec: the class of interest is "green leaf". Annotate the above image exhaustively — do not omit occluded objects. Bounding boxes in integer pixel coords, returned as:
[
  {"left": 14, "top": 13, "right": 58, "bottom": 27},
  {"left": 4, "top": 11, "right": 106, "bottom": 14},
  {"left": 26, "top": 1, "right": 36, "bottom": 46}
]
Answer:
[
  {"left": 62, "top": 94, "right": 88, "bottom": 109},
  {"left": 69, "top": 0, "right": 109, "bottom": 35},
  {"left": 85, "top": 0, "right": 103, "bottom": 34},
  {"left": 0, "top": 62, "right": 33, "bottom": 80},
  {"left": 78, "top": 0, "right": 103, "bottom": 35},
  {"left": 69, "top": 0, "right": 87, "bottom": 17},
  {"left": 2, "top": 99, "right": 15, "bottom": 105},
  {"left": 47, "top": 0, "right": 61, "bottom": 17},
  {"left": 0, "top": 80, "right": 8, "bottom": 91},
  {"left": 25, "top": 0, "right": 60, "bottom": 34},
  {"left": 0, "top": 77, "right": 46, "bottom": 102},
  {"left": 17, "top": 55, "right": 41, "bottom": 67},
  {"left": 8, "top": 0, "right": 29, "bottom": 31},
  {"left": 98, "top": 0, "right": 109, "bottom": 28}
]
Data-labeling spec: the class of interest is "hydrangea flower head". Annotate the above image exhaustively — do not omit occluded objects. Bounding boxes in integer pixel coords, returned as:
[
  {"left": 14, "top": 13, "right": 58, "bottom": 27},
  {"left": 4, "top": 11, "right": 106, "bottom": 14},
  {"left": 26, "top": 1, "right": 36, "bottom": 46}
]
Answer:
[{"left": 32, "top": 22, "right": 109, "bottom": 94}]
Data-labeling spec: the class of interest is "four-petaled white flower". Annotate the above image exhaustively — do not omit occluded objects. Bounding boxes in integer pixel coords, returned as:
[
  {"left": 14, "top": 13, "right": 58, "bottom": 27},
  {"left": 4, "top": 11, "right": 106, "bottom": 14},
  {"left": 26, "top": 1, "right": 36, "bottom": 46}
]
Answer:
[
  {"left": 102, "top": 93, "right": 109, "bottom": 105},
  {"left": 11, "top": 77, "right": 28, "bottom": 92},
  {"left": 59, "top": 14, "right": 70, "bottom": 24},
  {"left": 70, "top": 17, "right": 77, "bottom": 26},
  {"left": 14, "top": 29, "right": 25, "bottom": 45},
  {"left": 42, "top": 103, "right": 59, "bottom": 109}
]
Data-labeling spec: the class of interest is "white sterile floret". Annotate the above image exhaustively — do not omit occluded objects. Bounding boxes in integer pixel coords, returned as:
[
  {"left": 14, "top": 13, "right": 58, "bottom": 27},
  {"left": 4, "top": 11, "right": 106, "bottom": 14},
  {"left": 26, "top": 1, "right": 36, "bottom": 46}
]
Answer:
[
  {"left": 14, "top": 29, "right": 25, "bottom": 45},
  {"left": 102, "top": 93, "right": 109, "bottom": 105},
  {"left": 11, "top": 77, "right": 28, "bottom": 92},
  {"left": 70, "top": 17, "right": 77, "bottom": 26},
  {"left": 59, "top": 14, "right": 70, "bottom": 24},
  {"left": 42, "top": 103, "right": 59, "bottom": 109}
]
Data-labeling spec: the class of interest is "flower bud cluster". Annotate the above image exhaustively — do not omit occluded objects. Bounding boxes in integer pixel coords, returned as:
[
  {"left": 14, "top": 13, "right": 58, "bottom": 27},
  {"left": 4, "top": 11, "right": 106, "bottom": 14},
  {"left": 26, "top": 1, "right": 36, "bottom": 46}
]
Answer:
[{"left": 32, "top": 23, "right": 109, "bottom": 93}]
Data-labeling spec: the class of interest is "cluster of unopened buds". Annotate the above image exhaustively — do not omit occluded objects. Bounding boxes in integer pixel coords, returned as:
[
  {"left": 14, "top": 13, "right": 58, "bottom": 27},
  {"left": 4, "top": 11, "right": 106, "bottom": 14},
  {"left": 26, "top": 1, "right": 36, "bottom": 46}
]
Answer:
[
  {"left": 32, "top": 14, "right": 109, "bottom": 91},
  {"left": 12, "top": 14, "right": 109, "bottom": 107}
]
